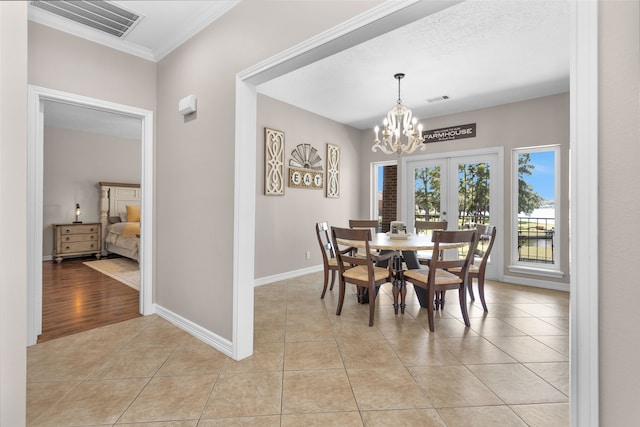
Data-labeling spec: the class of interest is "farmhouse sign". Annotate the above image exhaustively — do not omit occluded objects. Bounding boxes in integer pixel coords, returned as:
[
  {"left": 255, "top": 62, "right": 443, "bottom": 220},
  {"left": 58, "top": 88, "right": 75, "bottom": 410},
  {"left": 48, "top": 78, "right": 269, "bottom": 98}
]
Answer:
[{"left": 423, "top": 123, "right": 476, "bottom": 143}]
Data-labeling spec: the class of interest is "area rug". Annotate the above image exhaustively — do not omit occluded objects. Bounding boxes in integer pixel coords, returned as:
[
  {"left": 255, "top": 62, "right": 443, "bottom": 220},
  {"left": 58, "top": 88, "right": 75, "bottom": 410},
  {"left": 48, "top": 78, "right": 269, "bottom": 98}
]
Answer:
[{"left": 83, "top": 258, "right": 140, "bottom": 291}]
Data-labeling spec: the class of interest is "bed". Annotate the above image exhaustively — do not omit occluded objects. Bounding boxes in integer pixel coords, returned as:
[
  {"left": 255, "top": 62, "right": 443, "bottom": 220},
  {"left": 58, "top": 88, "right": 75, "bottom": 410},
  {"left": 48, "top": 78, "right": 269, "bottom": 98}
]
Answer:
[{"left": 99, "top": 182, "right": 141, "bottom": 262}]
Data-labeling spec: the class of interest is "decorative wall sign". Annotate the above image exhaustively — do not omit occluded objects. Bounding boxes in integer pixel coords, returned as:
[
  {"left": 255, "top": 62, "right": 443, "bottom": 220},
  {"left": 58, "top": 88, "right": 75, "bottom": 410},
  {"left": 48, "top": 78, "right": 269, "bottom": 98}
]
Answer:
[
  {"left": 326, "top": 144, "right": 340, "bottom": 198},
  {"left": 264, "top": 128, "right": 285, "bottom": 195},
  {"left": 288, "top": 143, "right": 323, "bottom": 189},
  {"left": 423, "top": 123, "right": 476, "bottom": 143}
]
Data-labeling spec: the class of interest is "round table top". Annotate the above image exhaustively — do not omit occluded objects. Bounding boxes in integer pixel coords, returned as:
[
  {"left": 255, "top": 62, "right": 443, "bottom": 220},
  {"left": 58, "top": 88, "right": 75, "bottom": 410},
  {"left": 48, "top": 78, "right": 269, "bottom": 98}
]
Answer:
[{"left": 338, "top": 232, "right": 465, "bottom": 251}]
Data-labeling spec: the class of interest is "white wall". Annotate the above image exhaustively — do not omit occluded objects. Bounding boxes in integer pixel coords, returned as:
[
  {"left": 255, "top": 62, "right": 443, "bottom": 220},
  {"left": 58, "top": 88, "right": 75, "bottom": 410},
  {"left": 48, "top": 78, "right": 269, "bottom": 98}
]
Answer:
[
  {"left": 255, "top": 94, "right": 361, "bottom": 279},
  {"left": 0, "top": 2, "right": 27, "bottom": 425},
  {"left": 42, "top": 126, "right": 141, "bottom": 258},
  {"left": 358, "top": 93, "right": 570, "bottom": 285}
]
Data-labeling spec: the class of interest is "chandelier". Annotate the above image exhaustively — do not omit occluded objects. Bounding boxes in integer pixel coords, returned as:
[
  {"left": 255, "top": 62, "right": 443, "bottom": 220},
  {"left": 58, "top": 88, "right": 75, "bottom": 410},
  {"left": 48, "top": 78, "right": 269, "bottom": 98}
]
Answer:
[{"left": 372, "top": 73, "right": 426, "bottom": 155}]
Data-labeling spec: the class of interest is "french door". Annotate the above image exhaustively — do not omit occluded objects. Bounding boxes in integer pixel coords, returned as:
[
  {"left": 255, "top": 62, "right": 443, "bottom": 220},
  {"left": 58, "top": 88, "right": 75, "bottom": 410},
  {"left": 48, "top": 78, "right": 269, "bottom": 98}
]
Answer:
[{"left": 402, "top": 149, "right": 503, "bottom": 279}]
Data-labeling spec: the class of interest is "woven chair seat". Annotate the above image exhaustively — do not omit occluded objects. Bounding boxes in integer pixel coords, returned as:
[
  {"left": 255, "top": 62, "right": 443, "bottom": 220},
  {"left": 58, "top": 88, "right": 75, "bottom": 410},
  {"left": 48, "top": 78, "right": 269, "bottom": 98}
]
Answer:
[
  {"left": 404, "top": 267, "right": 462, "bottom": 285},
  {"left": 343, "top": 265, "right": 391, "bottom": 282}
]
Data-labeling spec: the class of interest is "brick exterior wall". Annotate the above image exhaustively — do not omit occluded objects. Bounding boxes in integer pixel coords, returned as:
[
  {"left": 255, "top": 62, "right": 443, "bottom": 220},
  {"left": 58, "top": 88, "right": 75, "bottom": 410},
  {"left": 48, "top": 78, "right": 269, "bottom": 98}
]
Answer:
[{"left": 380, "top": 164, "right": 397, "bottom": 233}]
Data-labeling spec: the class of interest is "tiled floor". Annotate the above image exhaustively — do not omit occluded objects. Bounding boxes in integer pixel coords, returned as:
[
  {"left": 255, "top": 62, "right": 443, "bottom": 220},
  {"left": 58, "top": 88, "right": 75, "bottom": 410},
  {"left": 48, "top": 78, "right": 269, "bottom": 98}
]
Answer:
[{"left": 27, "top": 272, "right": 569, "bottom": 426}]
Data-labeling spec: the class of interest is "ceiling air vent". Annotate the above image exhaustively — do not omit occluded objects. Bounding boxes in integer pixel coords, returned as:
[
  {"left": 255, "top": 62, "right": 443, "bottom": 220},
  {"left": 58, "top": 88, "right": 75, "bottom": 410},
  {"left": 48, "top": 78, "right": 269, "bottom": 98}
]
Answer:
[
  {"left": 30, "top": 0, "right": 141, "bottom": 38},
  {"left": 427, "top": 95, "right": 450, "bottom": 103}
]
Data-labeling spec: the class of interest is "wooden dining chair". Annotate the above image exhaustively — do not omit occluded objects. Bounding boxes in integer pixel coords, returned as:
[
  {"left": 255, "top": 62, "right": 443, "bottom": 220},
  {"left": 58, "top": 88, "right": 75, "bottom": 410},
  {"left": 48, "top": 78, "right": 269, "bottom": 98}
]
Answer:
[
  {"left": 414, "top": 220, "right": 448, "bottom": 265},
  {"left": 403, "top": 230, "right": 478, "bottom": 332},
  {"left": 448, "top": 225, "right": 496, "bottom": 312},
  {"left": 331, "top": 226, "right": 398, "bottom": 326},
  {"left": 349, "top": 219, "right": 380, "bottom": 232},
  {"left": 315, "top": 222, "right": 340, "bottom": 299}
]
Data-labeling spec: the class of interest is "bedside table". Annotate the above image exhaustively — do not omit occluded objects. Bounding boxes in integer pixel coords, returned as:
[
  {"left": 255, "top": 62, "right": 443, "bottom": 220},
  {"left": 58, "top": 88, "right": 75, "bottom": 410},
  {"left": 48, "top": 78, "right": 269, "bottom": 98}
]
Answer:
[{"left": 52, "top": 222, "right": 102, "bottom": 263}]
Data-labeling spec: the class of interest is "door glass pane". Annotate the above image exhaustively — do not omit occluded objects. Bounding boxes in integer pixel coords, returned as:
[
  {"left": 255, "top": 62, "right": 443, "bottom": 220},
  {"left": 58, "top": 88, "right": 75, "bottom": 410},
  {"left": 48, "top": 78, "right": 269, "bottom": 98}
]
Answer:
[
  {"left": 458, "top": 161, "right": 491, "bottom": 255},
  {"left": 414, "top": 165, "right": 441, "bottom": 230}
]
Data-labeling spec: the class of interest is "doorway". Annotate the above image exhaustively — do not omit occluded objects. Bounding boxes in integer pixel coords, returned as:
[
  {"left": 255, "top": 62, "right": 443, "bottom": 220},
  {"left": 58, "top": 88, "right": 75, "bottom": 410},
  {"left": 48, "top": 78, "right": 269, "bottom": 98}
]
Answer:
[{"left": 27, "top": 85, "right": 155, "bottom": 346}]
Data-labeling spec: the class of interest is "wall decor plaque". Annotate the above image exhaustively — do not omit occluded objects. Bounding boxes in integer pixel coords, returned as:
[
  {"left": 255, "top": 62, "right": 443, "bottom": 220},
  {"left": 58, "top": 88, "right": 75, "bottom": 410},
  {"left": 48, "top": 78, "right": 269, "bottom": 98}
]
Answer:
[
  {"left": 264, "top": 128, "right": 285, "bottom": 195},
  {"left": 326, "top": 143, "right": 340, "bottom": 198}
]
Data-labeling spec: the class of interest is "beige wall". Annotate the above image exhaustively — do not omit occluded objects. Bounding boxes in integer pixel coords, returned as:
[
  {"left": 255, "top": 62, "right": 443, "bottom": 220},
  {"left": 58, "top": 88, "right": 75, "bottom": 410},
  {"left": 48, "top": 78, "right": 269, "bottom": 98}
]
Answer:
[
  {"left": 255, "top": 94, "right": 361, "bottom": 278},
  {"left": 155, "top": 0, "right": 382, "bottom": 340},
  {"left": 359, "top": 93, "right": 571, "bottom": 285},
  {"left": 0, "top": 2, "right": 27, "bottom": 425},
  {"left": 42, "top": 126, "right": 141, "bottom": 257},
  {"left": 28, "top": 22, "right": 156, "bottom": 111},
  {"left": 599, "top": 0, "right": 640, "bottom": 424}
]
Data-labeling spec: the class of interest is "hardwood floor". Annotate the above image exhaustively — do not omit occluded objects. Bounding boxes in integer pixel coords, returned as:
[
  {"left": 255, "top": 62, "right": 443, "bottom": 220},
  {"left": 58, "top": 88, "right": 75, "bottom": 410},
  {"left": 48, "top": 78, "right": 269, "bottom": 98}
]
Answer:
[{"left": 39, "top": 257, "right": 141, "bottom": 343}]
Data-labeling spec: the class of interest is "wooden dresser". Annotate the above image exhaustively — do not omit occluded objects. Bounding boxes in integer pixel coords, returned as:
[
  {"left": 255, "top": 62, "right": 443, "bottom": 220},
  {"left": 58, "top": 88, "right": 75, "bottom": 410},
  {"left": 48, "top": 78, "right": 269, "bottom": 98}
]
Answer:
[{"left": 52, "top": 223, "right": 102, "bottom": 263}]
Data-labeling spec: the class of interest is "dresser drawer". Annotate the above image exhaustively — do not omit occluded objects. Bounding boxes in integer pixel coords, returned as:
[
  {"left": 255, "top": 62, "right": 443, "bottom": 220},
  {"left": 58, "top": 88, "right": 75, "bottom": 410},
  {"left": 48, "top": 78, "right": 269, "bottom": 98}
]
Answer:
[
  {"left": 58, "top": 233, "right": 98, "bottom": 243},
  {"left": 58, "top": 224, "right": 99, "bottom": 235},
  {"left": 59, "top": 241, "right": 100, "bottom": 254}
]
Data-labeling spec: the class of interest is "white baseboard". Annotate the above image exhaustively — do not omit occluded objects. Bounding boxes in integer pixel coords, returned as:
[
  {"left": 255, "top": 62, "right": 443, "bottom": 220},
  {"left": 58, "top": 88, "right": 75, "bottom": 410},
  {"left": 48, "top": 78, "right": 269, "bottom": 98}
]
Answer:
[
  {"left": 254, "top": 264, "right": 324, "bottom": 287},
  {"left": 154, "top": 304, "right": 233, "bottom": 357},
  {"left": 502, "top": 275, "right": 570, "bottom": 292}
]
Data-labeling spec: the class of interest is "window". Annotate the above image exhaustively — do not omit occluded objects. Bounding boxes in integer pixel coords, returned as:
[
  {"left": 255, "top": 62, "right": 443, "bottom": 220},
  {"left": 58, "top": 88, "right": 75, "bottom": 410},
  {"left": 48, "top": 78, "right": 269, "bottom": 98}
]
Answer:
[{"left": 510, "top": 145, "right": 562, "bottom": 277}]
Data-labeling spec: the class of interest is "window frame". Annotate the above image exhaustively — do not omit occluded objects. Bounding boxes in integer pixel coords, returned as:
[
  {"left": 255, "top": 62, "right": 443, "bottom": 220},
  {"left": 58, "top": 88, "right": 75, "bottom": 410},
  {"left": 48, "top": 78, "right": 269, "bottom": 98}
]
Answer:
[{"left": 509, "top": 144, "right": 564, "bottom": 278}]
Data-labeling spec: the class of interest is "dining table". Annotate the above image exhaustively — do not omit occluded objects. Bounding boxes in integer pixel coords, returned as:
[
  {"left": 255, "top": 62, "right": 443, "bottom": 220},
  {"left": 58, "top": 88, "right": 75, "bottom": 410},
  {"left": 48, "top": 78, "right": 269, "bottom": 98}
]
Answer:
[{"left": 337, "top": 232, "right": 466, "bottom": 313}]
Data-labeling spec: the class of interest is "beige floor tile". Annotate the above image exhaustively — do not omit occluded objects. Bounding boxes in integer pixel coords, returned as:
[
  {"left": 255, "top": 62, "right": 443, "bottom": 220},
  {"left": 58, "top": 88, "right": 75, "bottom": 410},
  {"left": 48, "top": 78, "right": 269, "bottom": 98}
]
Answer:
[
  {"left": 118, "top": 375, "right": 216, "bottom": 423},
  {"left": 284, "top": 341, "right": 344, "bottom": 370},
  {"left": 510, "top": 402, "right": 570, "bottom": 427},
  {"left": 511, "top": 303, "right": 567, "bottom": 317},
  {"left": 27, "top": 348, "right": 113, "bottom": 382},
  {"left": 202, "top": 371, "right": 282, "bottom": 418},
  {"left": 281, "top": 411, "right": 363, "bottom": 426},
  {"left": 156, "top": 341, "right": 227, "bottom": 376},
  {"left": 376, "top": 316, "right": 431, "bottom": 340},
  {"left": 90, "top": 346, "right": 174, "bottom": 379},
  {"left": 221, "top": 341, "right": 283, "bottom": 373},
  {"left": 360, "top": 408, "right": 446, "bottom": 426},
  {"left": 501, "top": 317, "right": 568, "bottom": 336},
  {"left": 347, "top": 367, "right": 432, "bottom": 410},
  {"left": 469, "top": 317, "right": 528, "bottom": 337},
  {"left": 534, "top": 335, "right": 570, "bottom": 357},
  {"left": 282, "top": 369, "right": 358, "bottom": 414},
  {"left": 285, "top": 318, "right": 335, "bottom": 342},
  {"left": 484, "top": 303, "right": 534, "bottom": 318},
  {"left": 116, "top": 422, "right": 197, "bottom": 426},
  {"left": 467, "top": 364, "right": 568, "bottom": 404},
  {"left": 439, "top": 337, "right": 516, "bottom": 364},
  {"left": 30, "top": 378, "right": 149, "bottom": 427},
  {"left": 387, "top": 338, "right": 461, "bottom": 367},
  {"left": 485, "top": 336, "right": 568, "bottom": 363},
  {"left": 127, "top": 324, "right": 200, "bottom": 349},
  {"left": 338, "top": 339, "right": 403, "bottom": 369},
  {"left": 437, "top": 405, "right": 528, "bottom": 427},
  {"left": 26, "top": 381, "right": 80, "bottom": 425},
  {"left": 197, "top": 415, "right": 281, "bottom": 426},
  {"left": 253, "top": 321, "right": 286, "bottom": 343},
  {"left": 331, "top": 318, "right": 387, "bottom": 341},
  {"left": 409, "top": 366, "right": 503, "bottom": 408},
  {"left": 524, "top": 362, "right": 570, "bottom": 395}
]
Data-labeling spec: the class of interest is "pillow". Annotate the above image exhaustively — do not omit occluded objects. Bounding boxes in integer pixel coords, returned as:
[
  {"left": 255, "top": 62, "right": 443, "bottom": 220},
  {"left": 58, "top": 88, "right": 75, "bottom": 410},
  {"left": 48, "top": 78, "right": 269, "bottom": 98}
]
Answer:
[
  {"left": 108, "top": 216, "right": 121, "bottom": 224},
  {"left": 126, "top": 205, "right": 141, "bottom": 222}
]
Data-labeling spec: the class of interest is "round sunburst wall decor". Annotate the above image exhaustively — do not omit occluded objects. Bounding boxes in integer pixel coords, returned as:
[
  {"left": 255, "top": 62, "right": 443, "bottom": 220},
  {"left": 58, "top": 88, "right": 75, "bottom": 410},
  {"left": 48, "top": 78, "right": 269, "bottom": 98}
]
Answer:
[{"left": 289, "top": 143, "right": 324, "bottom": 189}]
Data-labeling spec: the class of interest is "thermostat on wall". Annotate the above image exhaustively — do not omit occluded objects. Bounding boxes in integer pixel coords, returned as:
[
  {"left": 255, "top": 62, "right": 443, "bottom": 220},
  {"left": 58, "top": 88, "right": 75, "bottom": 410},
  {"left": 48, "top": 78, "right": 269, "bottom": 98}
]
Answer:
[{"left": 178, "top": 95, "right": 197, "bottom": 115}]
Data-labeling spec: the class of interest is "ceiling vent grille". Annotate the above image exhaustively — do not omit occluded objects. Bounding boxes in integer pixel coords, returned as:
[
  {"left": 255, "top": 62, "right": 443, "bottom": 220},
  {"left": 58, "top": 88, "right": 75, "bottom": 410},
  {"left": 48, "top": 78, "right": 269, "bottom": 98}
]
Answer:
[{"left": 30, "top": 0, "right": 141, "bottom": 38}]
